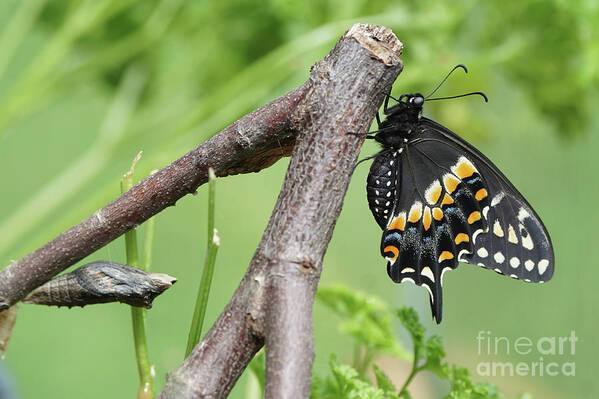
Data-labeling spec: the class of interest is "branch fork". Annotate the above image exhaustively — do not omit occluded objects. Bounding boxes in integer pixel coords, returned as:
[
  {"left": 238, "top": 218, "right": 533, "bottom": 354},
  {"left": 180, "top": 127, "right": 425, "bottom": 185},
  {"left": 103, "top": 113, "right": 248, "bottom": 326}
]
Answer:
[{"left": 1, "top": 23, "right": 403, "bottom": 398}]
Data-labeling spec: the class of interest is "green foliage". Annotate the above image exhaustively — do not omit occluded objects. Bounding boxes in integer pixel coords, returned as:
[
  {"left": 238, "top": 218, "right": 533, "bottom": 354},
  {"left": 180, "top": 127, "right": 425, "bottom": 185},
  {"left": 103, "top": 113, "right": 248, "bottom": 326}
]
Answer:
[
  {"left": 444, "top": 367, "right": 502, "bottom": 399},
  {"left": 1, "top": 1, "right": 596, "bottom": 398},
  {"left": 372, "top": 364, "right": 397, "bottom": 394},
  {"left": 1, "top": 0, "right": 595, "bottom": 265},
  {"left": 248, "top": 285, "right": 508, "bottom": 398},
  {"left": 309, "top": 287, "right": 505, "bottom": 399},
  {"left": 395, "top": 307, "right": 504, "bottom": 399},
  {"left": 316, "top": 285, "right": 409, "bottom": 362},
  {"left": 312, "top": 356, "right": 400, "bottom": 399}
]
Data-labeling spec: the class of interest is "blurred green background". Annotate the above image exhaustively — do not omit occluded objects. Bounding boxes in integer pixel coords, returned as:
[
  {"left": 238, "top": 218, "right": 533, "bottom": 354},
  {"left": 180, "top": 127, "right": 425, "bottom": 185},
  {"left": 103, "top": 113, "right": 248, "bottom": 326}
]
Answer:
[{"left": 0, "top": 0, "right": 597, "bottom": 398}]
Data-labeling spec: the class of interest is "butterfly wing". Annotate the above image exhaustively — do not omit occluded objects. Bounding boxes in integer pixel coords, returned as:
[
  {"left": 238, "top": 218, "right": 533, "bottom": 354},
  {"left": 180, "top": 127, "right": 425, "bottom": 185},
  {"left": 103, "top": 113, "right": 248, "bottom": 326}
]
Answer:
[
  {"left": 419, "top": 118, "right": 554, "bottom": 282},
  {"left": 379, "top": 118, "right": 554, "bottom": 323},
  {"left": 381, "top": 139, "right": 489, "bottom": 323}
]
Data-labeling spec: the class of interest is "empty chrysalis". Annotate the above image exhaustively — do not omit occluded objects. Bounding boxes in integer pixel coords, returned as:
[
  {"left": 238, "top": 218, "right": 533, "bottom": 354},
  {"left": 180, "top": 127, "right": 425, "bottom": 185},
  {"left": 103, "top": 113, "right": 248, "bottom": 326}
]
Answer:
[{"left": 23, "top": 261, "right": 176, "bottom": 309}]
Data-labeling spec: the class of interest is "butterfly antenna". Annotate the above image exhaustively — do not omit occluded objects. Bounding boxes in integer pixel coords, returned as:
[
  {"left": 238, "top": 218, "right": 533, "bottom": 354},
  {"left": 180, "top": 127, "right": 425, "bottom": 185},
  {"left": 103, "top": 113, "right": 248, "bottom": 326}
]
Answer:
[
  {"left": 426, "top": 91, "right": 488, "bottom": 102},
  {"left": 425, "top": 64, "right": 468, "bottom": 99}
]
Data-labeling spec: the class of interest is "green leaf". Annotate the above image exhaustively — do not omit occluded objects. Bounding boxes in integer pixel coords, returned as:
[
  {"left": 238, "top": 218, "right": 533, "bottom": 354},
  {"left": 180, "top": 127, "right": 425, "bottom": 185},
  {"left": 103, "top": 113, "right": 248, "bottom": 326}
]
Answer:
[
  {"left": 316, "top": 291, "right": 506, "bottom": 399},
  {"left": 421, "top": 335, "right": 449, "bottom": 378},
  {"left": 395, "top": 307, "right": 425, "bottom": 347},
  {"left": 330, "top": 362, "right": 386, "bottom": 399},
  {"left": 372, "top": 364, "right": 397, "bottom": 393},
  {"left": 444, "top": 366, "right": 502, "bottom": 399},
  {"left": 445, "top": 366, "right": 474, "bottom": 398},
  {"left": 394, "top": 308, "right": 501, "bottom": 399},
  {"left": 317, "top": 285, "right": 409, "bottom": 359},
  {"left": 311, "top": 356, "right": 402, "bottom": 399},
  {"left": 473, "top": 382, "right": 502, "bottom": 399}
]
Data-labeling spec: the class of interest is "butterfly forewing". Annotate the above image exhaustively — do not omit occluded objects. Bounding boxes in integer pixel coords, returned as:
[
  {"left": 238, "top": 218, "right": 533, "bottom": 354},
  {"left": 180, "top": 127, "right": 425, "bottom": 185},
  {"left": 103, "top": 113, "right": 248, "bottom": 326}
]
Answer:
[{"left": 419, "top": 118, "right": 554, "bottom": 282}]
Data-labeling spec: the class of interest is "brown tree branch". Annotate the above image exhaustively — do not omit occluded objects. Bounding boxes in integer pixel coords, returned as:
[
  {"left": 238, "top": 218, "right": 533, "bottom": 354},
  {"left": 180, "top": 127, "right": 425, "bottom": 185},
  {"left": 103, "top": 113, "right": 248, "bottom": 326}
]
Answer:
[
  {"left": 0, "top": 83, "right": 308, "bottom": 310},
  {"left": 1, "top": 22, "right": 402, "bottom": 397},
  {"left": 158, "top": 24, "right": 403, "bottom": 398}
]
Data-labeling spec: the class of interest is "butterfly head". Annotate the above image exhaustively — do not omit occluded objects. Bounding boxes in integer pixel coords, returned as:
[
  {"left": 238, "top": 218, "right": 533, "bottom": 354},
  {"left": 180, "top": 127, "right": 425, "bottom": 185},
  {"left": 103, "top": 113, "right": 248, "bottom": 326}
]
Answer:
[
  {"left": 401, "top": 93, "right": 425, "bottom": 107},
  {"left": 402, "top": 93, "right": 425, "bottom": 118},
  {"left": 383, "top": 93, "right": 425, "bottom": 126}
]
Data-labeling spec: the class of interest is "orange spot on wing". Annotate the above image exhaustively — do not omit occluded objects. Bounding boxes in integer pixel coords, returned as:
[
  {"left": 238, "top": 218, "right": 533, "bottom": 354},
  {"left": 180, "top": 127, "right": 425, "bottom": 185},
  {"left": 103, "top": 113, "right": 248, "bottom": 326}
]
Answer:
[
  {"left": 432, "top": 207, "right": 444, "bottom": 221},
  {"left": 423, "top": 207, "right": 432, "bottom": 231},
  {"left": 468, "top": 211, "right": 482, "bottom": 224},
  {"left": 441, "top": 194, "right": 454, "bottom": 206},
  {"left": 439, "top": 251, "right": 454, "bottom": 262},
  {"left": 388, "top": 213, "right": 406, "bottom": 231},
  {"left": 444, "top": 175, "right": 461, "bottom": 194},
  {"left": 455, "top": 160, "right": 476, "bottom": 178},
  {"left": 384, "top": 245, "right": 399, "bottom": 262},
  {"left": 454, "top": 233, "right": 470, "bottom": 244},
  {"left": 475, "top": 188, "right": 488, "bottom": 201}
]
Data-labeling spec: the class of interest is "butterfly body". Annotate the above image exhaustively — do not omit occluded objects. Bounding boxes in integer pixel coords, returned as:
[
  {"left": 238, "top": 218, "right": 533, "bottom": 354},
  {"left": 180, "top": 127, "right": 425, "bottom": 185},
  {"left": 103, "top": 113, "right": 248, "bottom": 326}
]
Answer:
[
  {"left": 366, "top": 94, "right": 425, "bottom": 229},
  {"left": 364, "top": 91, "right": 554, "bottom": 323}
]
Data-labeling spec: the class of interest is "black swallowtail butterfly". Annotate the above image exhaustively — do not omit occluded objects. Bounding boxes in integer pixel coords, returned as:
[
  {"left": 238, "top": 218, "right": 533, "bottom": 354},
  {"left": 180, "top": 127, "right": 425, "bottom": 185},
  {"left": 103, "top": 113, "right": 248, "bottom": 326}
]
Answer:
[{"left": 354, "top": 65, "right": 554, "bottom": 323}]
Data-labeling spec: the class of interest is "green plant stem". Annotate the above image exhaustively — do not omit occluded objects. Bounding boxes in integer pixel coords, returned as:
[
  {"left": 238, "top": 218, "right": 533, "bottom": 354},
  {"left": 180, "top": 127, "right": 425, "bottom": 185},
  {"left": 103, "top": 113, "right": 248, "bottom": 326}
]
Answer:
[
  {"left": 121, "top": 154, "right": 154, "bottom": 399},
  {"left": 185, "top": 168, "right": 220, "bottom": 357},
  {"left": 359, "top": 348, "right": 375, "bottom": 375},
  {"left": 141, "top": 212, "right": 157, "bottom": 271},
  {"left": 399, "top": 347, "right": 420, "bottom": 398}
]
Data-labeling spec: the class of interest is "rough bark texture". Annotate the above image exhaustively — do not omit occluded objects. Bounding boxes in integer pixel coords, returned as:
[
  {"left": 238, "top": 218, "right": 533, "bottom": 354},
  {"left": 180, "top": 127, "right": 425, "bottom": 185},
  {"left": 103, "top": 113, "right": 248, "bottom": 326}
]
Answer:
[
  {"left": 159, "top": 24, "right": 403, "bottom": 398},
  {"left": 1, "top": 23, "right": 403, "bottom": 398},
  {"left": 0, "top": 85, "right": 307, "bottom": 311}
]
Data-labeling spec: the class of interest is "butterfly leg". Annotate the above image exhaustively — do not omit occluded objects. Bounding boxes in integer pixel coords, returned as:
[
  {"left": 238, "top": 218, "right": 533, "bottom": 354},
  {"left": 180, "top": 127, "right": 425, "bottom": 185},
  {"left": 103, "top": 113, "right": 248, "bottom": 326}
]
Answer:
[
  {"left": 354, "top": 152, "right": 386, "bottom": 169},
  {"left": 347, "top": 113, "right": 386, "bottom": 137},
  {"left": 354, "top": 148, "right": 393, "bottom": 172},
  {"left": 347, "top": 125, "right": 396, "bottom": 138},
  {"left": 347, "top": 132, "right": 376, "bottom": 139},
  {"left": 383, "top": 93, "right": 400, "bottom": 113}
]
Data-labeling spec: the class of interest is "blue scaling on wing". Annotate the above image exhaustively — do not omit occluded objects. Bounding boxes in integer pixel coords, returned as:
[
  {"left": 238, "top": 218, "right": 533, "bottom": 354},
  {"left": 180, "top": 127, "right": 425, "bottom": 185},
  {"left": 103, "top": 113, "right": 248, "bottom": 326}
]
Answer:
[{"left": 379, "top": 140, "right": 492, "bottom": 323}]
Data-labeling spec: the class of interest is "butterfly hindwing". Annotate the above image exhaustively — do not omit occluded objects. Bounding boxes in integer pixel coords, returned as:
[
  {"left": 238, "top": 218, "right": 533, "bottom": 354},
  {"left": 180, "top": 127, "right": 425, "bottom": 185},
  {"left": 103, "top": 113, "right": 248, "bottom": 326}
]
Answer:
[{"left": 381, "top": 147, "right": 482, "bottom": 322}]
